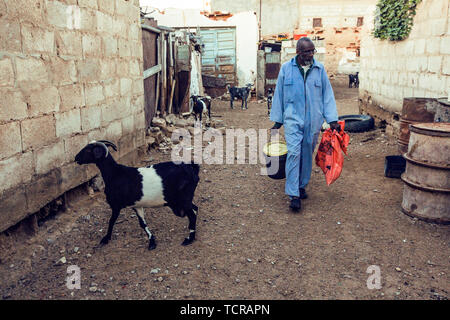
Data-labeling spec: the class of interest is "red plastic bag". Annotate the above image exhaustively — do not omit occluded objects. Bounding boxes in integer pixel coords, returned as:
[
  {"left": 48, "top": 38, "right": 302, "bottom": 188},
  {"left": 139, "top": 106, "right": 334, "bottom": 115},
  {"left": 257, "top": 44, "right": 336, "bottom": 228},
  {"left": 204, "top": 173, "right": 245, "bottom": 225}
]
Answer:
[{"left": 315, "top": 121, "right": 350, "bottom": 185}]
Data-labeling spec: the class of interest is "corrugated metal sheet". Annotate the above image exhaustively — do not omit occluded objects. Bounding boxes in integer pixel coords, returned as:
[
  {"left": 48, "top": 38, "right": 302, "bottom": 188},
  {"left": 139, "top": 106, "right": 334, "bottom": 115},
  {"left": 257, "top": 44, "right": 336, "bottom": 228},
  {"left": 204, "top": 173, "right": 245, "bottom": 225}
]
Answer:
[
  {"left": 199, "top": 28, "right": 236, "bottom": 85},
  {"left": 265, "top": 51, "right": 280, "bottom": 94}
]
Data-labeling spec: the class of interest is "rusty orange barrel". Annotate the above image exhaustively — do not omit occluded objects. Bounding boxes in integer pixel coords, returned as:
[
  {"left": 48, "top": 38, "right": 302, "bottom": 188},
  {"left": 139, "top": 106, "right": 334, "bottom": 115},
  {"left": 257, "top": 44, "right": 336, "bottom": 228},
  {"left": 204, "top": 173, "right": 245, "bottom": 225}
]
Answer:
[
  {"left": 398, "top": 98, "right": 437, "bottom": 154},
  {"left": 401, "top": 122, "right": 450, "bottom": 224}
]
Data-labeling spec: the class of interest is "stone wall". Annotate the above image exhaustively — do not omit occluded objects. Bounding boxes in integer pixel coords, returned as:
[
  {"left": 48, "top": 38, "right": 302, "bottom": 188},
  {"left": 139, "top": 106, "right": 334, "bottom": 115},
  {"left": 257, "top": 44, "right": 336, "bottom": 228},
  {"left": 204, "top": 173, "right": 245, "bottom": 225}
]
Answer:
[
  {"left": 359, "top": 0, "right": 449, "bottom": 136},
  {"left": 0, "top": 0, "right": 146, "bottom": 232}
]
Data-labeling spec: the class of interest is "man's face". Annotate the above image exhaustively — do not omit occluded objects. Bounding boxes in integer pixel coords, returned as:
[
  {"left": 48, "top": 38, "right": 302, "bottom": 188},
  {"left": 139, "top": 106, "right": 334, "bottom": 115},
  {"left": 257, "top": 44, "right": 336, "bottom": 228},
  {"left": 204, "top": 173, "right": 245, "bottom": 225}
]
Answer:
[{"left": 297, "top": 41, "right": 315, "bottom": 65}]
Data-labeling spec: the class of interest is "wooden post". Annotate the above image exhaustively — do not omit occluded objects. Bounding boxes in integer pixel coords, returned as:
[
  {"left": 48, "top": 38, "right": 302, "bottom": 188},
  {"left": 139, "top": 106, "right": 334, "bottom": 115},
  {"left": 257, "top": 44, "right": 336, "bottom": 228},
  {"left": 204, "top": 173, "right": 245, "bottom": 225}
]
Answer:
[{"left": 168, "top": 78, "right": 176, "bottom": 114}]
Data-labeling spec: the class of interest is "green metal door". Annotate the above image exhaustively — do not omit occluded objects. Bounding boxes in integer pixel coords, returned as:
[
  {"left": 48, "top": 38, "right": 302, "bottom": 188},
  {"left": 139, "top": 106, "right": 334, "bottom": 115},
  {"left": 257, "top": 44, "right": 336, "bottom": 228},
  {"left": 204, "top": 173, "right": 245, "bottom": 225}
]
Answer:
[{"left": 199, "top": 28, "right": 236, "bottom": 85}]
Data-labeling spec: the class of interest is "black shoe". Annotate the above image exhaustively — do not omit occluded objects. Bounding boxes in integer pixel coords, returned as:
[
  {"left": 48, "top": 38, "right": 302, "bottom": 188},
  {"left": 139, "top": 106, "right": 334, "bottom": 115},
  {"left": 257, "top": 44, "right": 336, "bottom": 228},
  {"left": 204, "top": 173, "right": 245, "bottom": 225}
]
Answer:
[
  {"left": 289, "top": 197, "right": 301, "bottom": 212},
  {"left": 299, "top": 188, "right": 308, "bottom": 199}
]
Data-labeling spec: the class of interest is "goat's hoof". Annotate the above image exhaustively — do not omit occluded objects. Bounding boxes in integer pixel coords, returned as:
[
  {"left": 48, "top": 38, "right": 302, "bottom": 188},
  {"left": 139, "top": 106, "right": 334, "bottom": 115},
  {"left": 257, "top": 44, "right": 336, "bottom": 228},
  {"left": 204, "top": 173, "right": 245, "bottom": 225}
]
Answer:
[
  {"left": 100, "top": 236, "right": 110, "bottom": 245},
  {"left": 181, "top": 237, "right": 195, "bottom": 246},
  {"left": 148, "top": 237, "right": 157, "bottom": 250}
]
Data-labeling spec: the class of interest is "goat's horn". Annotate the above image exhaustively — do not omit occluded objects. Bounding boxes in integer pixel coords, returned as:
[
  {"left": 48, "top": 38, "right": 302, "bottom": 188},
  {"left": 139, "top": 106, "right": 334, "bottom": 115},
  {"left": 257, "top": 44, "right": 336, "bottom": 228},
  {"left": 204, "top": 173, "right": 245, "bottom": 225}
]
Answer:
[{"left": 97, "top": 140, "right": 117, "bottom": 151}]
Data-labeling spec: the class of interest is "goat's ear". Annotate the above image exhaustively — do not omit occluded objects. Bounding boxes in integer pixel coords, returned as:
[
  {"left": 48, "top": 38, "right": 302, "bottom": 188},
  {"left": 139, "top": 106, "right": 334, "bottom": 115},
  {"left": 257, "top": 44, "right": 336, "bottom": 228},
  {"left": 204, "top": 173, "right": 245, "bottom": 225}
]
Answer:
[{"left": 92, "top": 146, "right": 105, "bottom": 159}]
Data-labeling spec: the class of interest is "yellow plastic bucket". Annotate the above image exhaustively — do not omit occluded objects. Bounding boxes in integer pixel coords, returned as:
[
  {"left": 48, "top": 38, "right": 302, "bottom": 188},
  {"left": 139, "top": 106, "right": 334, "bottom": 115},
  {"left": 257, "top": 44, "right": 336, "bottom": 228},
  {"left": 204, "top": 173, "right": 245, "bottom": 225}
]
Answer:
[{"left": 262, "top": 141, "right": 288, "bottom": 179}]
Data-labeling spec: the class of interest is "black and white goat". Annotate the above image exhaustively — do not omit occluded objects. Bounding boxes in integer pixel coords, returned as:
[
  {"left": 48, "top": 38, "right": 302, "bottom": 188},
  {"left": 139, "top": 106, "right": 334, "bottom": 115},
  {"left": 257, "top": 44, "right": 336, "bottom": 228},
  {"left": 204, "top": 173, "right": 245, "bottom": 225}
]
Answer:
[
  {"left": 190, "top": 95, "right": 211, "bottom": 128},
  {"left": 348, "top": 72, "right": 359, "bottom": 88},
  {"left": 267, "top": 87, "right": 274, "bottom": 115},
  {"left": 75, "top": 140, "right": 200, "bottom": 250},
  {"left": 227, "top": 83, "right": 252, "bottom": 110}
]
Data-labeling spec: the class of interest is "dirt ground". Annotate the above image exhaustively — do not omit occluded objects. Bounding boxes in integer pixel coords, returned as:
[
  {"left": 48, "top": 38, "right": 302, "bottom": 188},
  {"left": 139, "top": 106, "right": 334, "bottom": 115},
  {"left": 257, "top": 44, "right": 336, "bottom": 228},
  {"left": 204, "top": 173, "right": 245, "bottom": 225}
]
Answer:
[{"left": 0, "top": 77, "right": 448, "bottom": 300}]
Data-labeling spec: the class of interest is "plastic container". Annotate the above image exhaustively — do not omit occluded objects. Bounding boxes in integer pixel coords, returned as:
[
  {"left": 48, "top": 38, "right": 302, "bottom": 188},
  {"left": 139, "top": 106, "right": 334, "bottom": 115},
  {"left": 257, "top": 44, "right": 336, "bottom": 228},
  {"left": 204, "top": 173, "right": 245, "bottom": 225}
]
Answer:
[
  {"left": 384, "top": 155, "right": 406, "bottom": 178},
  {"left": 263, "top": 141, "right": 288, "bottom": 180}
]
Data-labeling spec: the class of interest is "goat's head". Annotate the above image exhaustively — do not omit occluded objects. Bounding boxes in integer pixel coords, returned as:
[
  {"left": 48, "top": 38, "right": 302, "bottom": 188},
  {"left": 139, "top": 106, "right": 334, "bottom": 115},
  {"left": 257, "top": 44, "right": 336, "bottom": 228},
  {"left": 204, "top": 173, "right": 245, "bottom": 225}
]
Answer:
[
  {"left": 190, "top": 95, "right": 199, "bottom": 103},
  {"left": 75, "top": 140, "right": 117, "bottom": 164}
]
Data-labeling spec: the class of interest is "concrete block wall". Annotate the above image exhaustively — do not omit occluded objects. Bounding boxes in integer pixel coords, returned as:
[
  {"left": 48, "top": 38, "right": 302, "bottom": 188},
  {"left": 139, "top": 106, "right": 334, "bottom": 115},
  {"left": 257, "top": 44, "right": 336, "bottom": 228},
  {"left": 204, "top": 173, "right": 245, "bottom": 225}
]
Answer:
[
  {"left": 0, "top": 0, "right": 146, "bottom": 232},
  {"left": 359, "top": 0, "right": 449, "bottom": 135}
]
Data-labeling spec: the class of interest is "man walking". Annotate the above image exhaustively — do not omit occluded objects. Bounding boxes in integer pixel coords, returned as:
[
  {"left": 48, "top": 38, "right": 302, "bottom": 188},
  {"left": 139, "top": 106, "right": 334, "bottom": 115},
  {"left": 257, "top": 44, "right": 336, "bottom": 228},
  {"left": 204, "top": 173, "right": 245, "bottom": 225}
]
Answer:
[{"left": 269, "top": 37, "right": 341, "bottom": 212}]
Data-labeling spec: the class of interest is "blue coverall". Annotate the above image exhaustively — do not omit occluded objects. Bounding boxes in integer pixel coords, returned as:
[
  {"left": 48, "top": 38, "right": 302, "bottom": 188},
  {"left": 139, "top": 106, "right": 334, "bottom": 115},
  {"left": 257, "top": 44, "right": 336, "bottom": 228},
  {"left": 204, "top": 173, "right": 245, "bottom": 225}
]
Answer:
[{"left": 269, "top": 57, "right": 339, "bottom": 197}]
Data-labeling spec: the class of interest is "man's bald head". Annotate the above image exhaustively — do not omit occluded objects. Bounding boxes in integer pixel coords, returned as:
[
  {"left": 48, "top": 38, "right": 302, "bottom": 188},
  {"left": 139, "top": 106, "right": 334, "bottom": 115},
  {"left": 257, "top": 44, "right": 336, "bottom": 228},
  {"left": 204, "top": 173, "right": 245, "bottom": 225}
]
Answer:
[{"left": 296, "top": 37, "right": 315, "bottom": 66}]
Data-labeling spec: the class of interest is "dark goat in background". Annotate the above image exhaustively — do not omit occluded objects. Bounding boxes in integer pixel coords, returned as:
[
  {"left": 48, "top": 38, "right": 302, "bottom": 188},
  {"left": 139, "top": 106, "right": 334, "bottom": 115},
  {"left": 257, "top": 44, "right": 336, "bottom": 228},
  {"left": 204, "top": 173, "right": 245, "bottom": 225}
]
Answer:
[
  {"left": 75, "top": 140, "right": 200, "bottom": 250},
  {"left": 348, "top": 72, "right": 359, "bottom": 88},
  {"left": 227, "top": 83, "right": 252, "bottom": 110}
]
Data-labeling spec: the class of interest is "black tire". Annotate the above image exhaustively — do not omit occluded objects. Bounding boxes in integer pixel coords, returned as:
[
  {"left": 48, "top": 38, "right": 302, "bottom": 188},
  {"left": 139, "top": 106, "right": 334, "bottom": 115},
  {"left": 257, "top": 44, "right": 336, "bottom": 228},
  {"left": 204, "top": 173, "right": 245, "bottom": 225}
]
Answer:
[{"left": 338, "top": 114, "right": 374, "bottom": 132}]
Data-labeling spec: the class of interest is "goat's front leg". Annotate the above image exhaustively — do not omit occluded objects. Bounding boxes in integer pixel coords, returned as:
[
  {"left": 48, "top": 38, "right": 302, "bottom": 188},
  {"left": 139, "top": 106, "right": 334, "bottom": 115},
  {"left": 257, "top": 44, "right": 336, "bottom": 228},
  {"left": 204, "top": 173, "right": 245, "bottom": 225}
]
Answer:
[
  {"left": 133, "top": 207, "right": 156, "bottom": 250},
  {"left": 181, "top": 204, "right": 198, "bottom": 246},
  {"left": 100, "top": 207, "right": 120, "bottom": 245}
]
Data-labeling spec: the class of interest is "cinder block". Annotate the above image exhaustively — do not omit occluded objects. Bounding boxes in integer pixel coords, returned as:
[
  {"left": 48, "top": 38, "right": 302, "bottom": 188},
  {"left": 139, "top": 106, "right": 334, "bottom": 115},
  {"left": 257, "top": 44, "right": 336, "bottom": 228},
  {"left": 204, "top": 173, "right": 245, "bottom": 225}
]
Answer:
[
  {"left": 112, "top": 17, "right": 127, "bottom": 35},
  {"left": 35, "top": 140, "right": 65, "bottom": 174},
  {"left": 104, "top": 120, "right": 122, "bottom": 139},
  {"left": 59, "top": 84, "right": 85, "bottom": 111},
  {"left": 134, "top": 112, "right": 145, "bottom": 130},
  {"left": 426, "top": 37, "right": 440, "bottom": 54},
  {"left": 48, "top": 56, "right": 77, "bottom": 85},
  {"left": 78, "top": 58, "right": 101, "bottom": 82},
  {"left": 15, "top": 57, "right": 48, "bottom": 85},
  {"left": 129, "top": 59, "right": 141, "bottom": 76},
  {"left": 103, "top": 78, "right": 119, "bottom": 98},
  {"left": 428, "top": 0, "right": 449, "bottom": 19},
  {"left": 99, "top": 59, "right": 116, "bottom": 79},
  {"left": 55, "top": 30, "right": 82, "bottom": 57},
  {"left": 78, "top": 0, "right": 97, "bottom": 9},
  {"left": 60, "top": 162, "right": 87, "bottom": 192},
  {"left": 116, "top": 59, "right": 129, "bottom": 76},
  {"left": 0, "top": 152, "right": 34, "bottom": 193},
  {"left": 21, "top": 115, "right": 56, "bottom": 150},
  {"left": 101, "top": 102, "right": 119, "bottom": 124},
  {"left": 82, "top": 34, "right": 102, "bottom": 57},
  {"left": 103, "top": 35, "right": 118, "bottom": 56},
  {"left": 118, "top": 38, "right": 131, "bottom": 57},
  {"left": 0, "top": 122, "right": 22, "bottom": 160},
  {"left": 0, "top": 19, "right": 21, "bottom": 52},
  {"left": 81, "top": 105, "right": 101, "bottom": 132},
  {"left": 96, "top": 10, "right": 113, "bottom": 33},
  {"left": 84, "top": 83, "right": 104, "bottom": 106},
  {"left": 98, "top": 0, "right": 115, "bottom": 15},
  {"left": 0, "top": 57, "right": 14, "bottom": 87},
  {"left": 403, "top": 86, "right": 413, "bottom": 98},
  {"left": 21, "top": 25, "right": 55, "bottom": 54},
  {"left": 79, "top": 8, "right": 97, "bottom": 30},
  {"left": 0, "top": 186, "right": 28, "bottom": 233},
  {"left": 428, "top": 56, "right": 442, "bottom": 74},
  {"left": 5, "top": 0, "right": 44, "bottom": 25},
  {"left": 121, "top": 114, "right": 134, "bottom": 135},
  {"left": 440, "top": 37, "right": 450, "bottom": 55},
  {"left": 443, "top": 56, "right": 450, "bottom": 75},
  {"left": 431, "top": 18, "right": 447, "bottom": 36},
  {"left": 46, "top": 0, "right": 70, "bottom": 28},
  {"left": 132, "top": 78, "right": 144, "bottom": 96},
  {"left": 63, "top": 133, "right": 88, "bottom": 163},
  {"left": 26, "top": 169, "right": 62, "bottom": 214},
  {"left": 0, "top": 89, "right": 28, "bottom": 122},
  {"left": 414, "top": 38, "right": 426, "bottom": 55},
  {"left": 120, "top": 78, "right": 132, "bottom": 95},
  {"left": 23, "top": 86, "right": 60, "bottom": 117},
  {"left": 55, "top": 108, "right": 81, "bottom": 137}
]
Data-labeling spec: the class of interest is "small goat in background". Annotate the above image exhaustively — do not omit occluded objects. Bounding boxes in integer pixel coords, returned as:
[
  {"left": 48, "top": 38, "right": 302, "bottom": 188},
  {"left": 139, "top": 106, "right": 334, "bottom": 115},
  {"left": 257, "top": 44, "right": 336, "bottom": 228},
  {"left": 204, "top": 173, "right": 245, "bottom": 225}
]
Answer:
[
  {"left": 348, "top": 72, "right": 359, "bottom": 88},
  {"left": 191, "top": 95, "right": 211, "bottom": 128},
  {"left": 227, "top": 83, "right": 252, "bottom": 110},
  {"left": 267, "top": 87, "right": 274, "bottom": 115},
  {"left": 75, "top": 140, "right": 200, "bottom": 250}
]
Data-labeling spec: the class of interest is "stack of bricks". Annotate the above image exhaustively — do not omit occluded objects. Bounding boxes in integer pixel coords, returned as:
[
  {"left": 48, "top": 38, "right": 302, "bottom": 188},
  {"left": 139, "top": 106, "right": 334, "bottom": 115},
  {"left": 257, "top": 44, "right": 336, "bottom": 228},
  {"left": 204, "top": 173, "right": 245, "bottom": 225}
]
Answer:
[
  {"left": 359, "top": 0, "right": 450, "bottom": 133},
  {"left": 0, "top": 0, "right": 146, "bottom": 232}
]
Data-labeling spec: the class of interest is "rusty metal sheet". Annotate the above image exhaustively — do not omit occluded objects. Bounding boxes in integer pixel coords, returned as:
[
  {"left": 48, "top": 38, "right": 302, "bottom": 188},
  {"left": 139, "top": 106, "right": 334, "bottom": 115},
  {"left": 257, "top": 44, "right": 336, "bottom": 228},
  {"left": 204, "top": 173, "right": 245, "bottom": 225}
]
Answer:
[{"left": 142, "top": 21, "right": 158, "bottom": 127}]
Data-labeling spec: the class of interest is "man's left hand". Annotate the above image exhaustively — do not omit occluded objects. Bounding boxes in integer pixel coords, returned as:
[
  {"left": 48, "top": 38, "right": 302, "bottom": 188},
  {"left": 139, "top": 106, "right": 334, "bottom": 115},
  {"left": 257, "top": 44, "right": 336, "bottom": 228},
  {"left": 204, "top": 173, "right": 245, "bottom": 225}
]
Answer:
[{"left": 329, "top": 121, "right": 341, "bottom": 132}]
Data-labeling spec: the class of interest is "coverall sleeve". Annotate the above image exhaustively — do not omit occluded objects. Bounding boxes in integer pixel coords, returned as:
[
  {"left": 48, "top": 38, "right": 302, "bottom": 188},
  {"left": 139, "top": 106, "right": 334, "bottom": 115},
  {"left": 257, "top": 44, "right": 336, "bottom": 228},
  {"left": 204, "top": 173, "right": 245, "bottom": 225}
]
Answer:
[
  {"left": 321, "top": 68, "right": 339, "bottom": 124},
  {"left": 269, "top": 65, "right": 285, "bottom": 124}
]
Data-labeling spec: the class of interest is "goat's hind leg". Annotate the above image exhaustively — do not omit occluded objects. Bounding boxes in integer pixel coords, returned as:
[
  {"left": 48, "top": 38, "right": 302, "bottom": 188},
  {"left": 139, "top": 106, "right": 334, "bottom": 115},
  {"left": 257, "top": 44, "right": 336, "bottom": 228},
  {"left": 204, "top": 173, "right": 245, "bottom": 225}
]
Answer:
[
  {"left": 133, "top": 207, "right": 156, "bottom": 250},
  {"left": 181, "top": 204, "right": 198, "bottom": 246}
]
